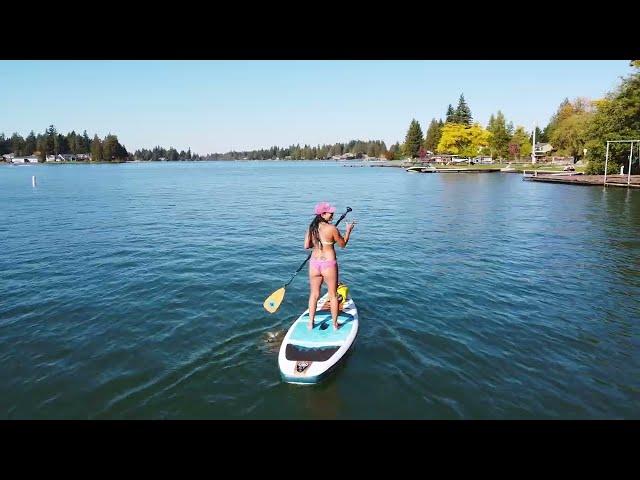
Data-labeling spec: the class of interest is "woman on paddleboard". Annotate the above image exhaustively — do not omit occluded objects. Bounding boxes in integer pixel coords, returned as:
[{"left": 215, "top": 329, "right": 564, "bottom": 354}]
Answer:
[{"left": 304, "top": 202, "right": 355, "bottom": 330}]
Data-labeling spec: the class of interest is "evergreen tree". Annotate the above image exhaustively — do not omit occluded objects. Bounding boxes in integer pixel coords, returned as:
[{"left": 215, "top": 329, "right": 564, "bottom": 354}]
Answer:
[
  {"left": 424, "top": 118, "right": 442, "bottom": 152},
  {"left": 82, "top": 130, "right": 91, "bottom": 153},
  {"left": 10, "top": 133, "right": 26, "bottom": 155},
  {"left": 113, "top": 137, "right": 128, "bottom": 160},
  {"left": 455, "top": 94, "right": 472, "bottom": 125},
  {"left": 102, "top": 135, "right": 115, "bottom": 160},
  {"left": 0, "top": 134, "right": 9, "bottom": 156},
  {"left": 44, "top": 125, "right": 57, "bottom": 156},
  {"left": 403, "top": 119, "right": 424, "bottom": 158},
  {"left": 167, "top": 147, "right": 178, "bottom": 161},
  {"left": 446, "top": 104, "right": 455, "bottom": 123},
  {"left": 25, "top": 131, "right": 37, "bottom": 155},
  {"left": 55, "top": 134, "right": 69, "bottom": 155}
]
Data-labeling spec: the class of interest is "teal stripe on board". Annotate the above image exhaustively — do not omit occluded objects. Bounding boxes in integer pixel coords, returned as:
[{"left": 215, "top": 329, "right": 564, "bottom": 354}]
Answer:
[{"left": 289, "top": 313, "right": 354, "bottom": 343}]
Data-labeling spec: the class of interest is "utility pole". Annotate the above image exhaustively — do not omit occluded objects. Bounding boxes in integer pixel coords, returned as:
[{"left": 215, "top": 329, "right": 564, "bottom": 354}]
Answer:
[{"left": 531, "top": 123, "right": 537, "bottom": 164}]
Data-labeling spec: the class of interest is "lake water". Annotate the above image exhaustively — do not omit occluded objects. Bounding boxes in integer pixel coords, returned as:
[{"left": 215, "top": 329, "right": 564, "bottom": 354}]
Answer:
[{"left": 1, "top": 161, "right": 638, "bottom": 419}]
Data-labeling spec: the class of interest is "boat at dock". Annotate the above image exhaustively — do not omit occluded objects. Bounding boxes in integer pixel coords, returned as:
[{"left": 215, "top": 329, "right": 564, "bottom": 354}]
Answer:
[{"left": 406, "top": 165, "right": 436, "bottom": 173}]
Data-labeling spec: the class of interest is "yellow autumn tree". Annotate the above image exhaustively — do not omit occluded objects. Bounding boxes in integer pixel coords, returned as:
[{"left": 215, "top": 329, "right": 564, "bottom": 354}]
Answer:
[{"left": 436, "top": 123, "right": 491, "bottom": 156}]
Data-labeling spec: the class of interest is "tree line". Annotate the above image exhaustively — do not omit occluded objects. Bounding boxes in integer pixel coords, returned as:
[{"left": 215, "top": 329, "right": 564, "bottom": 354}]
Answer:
[
  {"left": 0, "top": 125, "right": 129, "bottom": 162},
  {"left": 1, "top": 127, "right": 388, "bottom": 163},
  {"left": 400, "top": 94, "right": 533, "bottom": 162},
  {"left": 195, "top": 140, "right": 388, "bottom": 161},
  {"left": 400, "top": 61, "right": 640, "bottom": 173},
  {"left": 3, "top": 62, "right": 638, "bottom": 173}
]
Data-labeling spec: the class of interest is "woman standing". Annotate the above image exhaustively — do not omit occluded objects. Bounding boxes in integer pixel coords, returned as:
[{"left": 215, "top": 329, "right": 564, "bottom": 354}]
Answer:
[{"left": 304, "top": 202, "right": 355, "bottom": 330}]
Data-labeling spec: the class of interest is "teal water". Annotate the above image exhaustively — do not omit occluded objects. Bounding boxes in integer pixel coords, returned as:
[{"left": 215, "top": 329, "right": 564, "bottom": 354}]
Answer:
[{"left": 1, "top": 161, "right": 638, "bottom": 419}]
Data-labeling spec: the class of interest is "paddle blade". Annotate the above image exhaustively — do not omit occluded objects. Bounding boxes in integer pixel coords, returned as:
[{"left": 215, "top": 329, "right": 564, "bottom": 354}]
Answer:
[{"left": 264, "top": 287, "right": 286, "bottom": 313}]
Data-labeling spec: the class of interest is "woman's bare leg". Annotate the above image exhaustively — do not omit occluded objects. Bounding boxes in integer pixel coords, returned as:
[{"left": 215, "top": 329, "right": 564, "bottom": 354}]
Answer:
[
  {"left": 308, "top": 268, "right": 323, "bottom": 329},
  {"left": 323, "top": 266, "right": 339, "bottom": 330}
]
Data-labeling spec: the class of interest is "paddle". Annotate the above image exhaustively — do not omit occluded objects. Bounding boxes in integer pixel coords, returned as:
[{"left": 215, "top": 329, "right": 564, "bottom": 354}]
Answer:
[{"left": 263, "top": 207, "right": 352, "bottom": 313}]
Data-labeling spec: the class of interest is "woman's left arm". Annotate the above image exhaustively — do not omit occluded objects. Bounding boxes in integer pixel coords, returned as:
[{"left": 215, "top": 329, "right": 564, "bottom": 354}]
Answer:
[{"left": 304, "top": 230, "right": 311, "bottom": 249}]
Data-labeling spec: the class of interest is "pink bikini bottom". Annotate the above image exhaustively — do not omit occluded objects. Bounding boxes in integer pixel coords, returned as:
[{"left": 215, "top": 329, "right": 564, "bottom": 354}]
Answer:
[{"left": 309, "top": 258, "right": 337, "bottom": 274}]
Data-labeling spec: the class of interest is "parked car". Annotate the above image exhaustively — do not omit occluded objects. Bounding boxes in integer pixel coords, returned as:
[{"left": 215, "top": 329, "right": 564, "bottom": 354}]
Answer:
[{"left": 563, "top": 165, "right": 575, "bottom": 171}]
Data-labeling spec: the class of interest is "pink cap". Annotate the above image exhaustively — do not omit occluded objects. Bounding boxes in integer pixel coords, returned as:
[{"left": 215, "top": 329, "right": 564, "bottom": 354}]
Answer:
[{"left": 314, "top": 202, "right": 336, "bottom": 215}]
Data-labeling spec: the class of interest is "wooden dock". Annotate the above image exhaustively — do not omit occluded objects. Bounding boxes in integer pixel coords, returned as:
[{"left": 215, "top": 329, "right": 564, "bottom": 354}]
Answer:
[
  {"left": 523, "top": 174, "right": 640, "bottom": 188},
  {"left": 434, "top": 168, "right": 500, "bottom": 173}
]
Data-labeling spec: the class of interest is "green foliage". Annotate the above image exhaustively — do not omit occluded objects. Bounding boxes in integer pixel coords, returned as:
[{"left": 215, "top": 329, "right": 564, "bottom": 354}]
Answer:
[
  {"left": 424, "top": 118, "right": 443, "bottom": 152},
  {"left": 585, "top": 67, "right": 640, "bottom": 166},
  {"left": 403, "top": 119, "right": 424, "bottom": 158},
  {"left": 446, "top": 104, "right": 455, "bottom": 123},
  {"left": 534, "top": 125, "right": 546, "bottom": 143},
  {"left": 585, "top": 159, "right": 620, "bottom": 175},
  {"left": 549, "top": 112, "right": 592, "bottom": 158},
  {"left": 91, "top": 135, "right": 103, "bottom": 162},
  {"left": 510, "top": 126, "right": 531, "bottom": 160},
  {"left": 455, "top": 94, "right": 472, "bottom": 125},
  {"left": 437, "top": 123, "right": 490, "bottom": 156},
  {"left": 487, "top": 111, "right": 511, "bottom": 159}
]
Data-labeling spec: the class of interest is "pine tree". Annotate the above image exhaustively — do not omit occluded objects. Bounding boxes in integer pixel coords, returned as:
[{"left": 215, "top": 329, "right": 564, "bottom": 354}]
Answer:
[
  {"left": 25, "top": 131, "right": 37, "bottom": 155},
  {"left": 535, "top": 125, "right": 546, "bottom": 143},
  {"left": 403, "top": 119, "right": 424, "bottom": 158},
  {"left": 82, "top": 130, "right": 91, "bottom": 153},
  {"left": 55, "top": 134, "right": 69, "bottom": 155},
  {"left": 10, "top": 133, "right": 26, "bottom": 155},
  {"left": 0, "top": 134, "right": 9, "bottom": 156},
  {"left": 424, "top": 118, "right": 442, "bottom": 152},
  {"left": 456, "top": 94, "right": 472, "bottom": 125},
  {"left": 446, "top": 104, "right": 455, "bottom": 123}
]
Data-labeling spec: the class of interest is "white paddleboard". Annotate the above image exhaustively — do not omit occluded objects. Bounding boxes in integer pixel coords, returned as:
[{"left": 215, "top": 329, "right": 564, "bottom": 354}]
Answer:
[{"left": 278, "top": 289, "right": 358, "bottom": 384}]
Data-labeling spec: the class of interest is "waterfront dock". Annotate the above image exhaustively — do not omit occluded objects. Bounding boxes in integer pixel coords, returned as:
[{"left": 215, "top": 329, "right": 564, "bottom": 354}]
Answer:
[
  {"left": 433, "top": 168, "right": 500, "bottom": 173},
  {"left": 523, "top": 173, "right": 640, "bottom": 188}
]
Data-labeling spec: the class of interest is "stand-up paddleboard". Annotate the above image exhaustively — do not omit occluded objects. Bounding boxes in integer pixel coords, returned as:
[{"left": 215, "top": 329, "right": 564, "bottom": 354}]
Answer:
[{"left": 278, "top": 286, "right": 358, "bottom": 384}]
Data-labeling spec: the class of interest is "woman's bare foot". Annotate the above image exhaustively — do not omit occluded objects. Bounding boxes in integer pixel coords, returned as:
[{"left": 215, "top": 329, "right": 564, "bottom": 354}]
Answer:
[
  {"left": 333, "top": 320, "right": 339, "bottom": 330},
  {"left": 308, "top": 320, "right": 314, "bottom": 330}
]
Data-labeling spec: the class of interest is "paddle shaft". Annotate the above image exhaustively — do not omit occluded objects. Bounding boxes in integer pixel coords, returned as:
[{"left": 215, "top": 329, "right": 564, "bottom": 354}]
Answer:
[{"left": 283, "top": 208, "right": 351, "bottom": 288}]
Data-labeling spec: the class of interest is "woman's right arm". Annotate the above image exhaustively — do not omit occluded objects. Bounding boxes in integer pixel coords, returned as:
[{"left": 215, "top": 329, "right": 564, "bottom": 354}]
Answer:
[{"left": 333, "top": 223, "right": 354, "bottom": 248}]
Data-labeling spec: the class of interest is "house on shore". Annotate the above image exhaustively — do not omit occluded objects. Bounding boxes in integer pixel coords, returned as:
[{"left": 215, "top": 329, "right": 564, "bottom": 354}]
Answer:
[
  {"left": 332, "top": 153, "right": 356, "bottom": 161},
  {"left": 11, "top": 155, "right": 39, "bottom": 164},
  {"left": 534, "top": 143, "right": 555, "bottom": 161},
  {"left": 46, "top": 153, "right": 81, "bottom": 162}
]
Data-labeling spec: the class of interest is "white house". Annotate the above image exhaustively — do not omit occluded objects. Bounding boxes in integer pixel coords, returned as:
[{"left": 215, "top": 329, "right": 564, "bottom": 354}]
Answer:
[
  {"left": 2, "top": 153, "right": 15, "bottom": 162},
  {"left": 534, "top": 143, "right": 554, "bottom": 160},
  {"left": 46, "top": 153, "right": 79, "bottom": 162},
  {"left": 11, "top": 156, "right": 39, "bottom": 164}
]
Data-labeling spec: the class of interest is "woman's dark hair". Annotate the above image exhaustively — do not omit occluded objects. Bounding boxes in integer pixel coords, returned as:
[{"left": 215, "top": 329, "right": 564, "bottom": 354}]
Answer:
[{"left": 308, "top": 214, "right": 327, "bottom": 249}]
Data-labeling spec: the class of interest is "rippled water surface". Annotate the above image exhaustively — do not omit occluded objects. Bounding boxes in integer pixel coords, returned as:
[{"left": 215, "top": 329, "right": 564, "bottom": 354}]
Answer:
[{"left": 1, "top": 161, "right": 638, "bottom": 419}]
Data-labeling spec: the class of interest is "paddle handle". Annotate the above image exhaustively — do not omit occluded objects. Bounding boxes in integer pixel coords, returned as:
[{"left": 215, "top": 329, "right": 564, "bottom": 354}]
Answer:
[{"left": 283, "top": 208, "right": 351, "bottom": 288}]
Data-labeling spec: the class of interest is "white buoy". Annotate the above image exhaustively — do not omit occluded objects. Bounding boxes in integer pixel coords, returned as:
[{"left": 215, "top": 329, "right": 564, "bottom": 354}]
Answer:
[{"left": 32, "top": 175, "right": 36, "bottom": 187}]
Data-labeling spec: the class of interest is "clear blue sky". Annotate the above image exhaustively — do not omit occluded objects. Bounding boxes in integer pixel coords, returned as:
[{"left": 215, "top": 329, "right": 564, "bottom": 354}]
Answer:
[{"left": 0, "top": 60, "right": 632, "bottom": 154}]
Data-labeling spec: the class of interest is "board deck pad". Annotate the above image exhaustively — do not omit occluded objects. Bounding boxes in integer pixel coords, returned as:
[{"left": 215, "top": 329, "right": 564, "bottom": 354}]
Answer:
[{"left": 289, "top": 313, "right": 355, "bottom": 343}]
